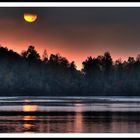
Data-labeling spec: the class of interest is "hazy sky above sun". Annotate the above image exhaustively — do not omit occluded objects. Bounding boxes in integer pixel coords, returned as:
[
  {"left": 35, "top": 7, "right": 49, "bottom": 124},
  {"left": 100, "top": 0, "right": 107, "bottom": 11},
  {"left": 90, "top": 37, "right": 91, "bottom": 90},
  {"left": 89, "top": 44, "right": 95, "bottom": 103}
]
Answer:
[{"left": 0, "top": 7, "right": 140, "bottom": 69}]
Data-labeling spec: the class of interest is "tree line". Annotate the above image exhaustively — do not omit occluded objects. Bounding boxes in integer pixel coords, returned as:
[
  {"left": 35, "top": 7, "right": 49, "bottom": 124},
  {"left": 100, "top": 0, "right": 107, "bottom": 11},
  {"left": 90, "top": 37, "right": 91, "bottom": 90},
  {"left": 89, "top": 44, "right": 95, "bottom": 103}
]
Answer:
[{"left": 0, "top": 45, "right": 140, "bottom": 96}]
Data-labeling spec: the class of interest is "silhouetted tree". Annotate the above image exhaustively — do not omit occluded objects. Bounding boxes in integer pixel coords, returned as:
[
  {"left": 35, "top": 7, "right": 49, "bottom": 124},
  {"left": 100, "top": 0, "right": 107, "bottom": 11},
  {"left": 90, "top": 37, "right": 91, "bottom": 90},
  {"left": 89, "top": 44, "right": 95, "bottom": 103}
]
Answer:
[
  {"left": 69, "top": 61, "right": 77, "bottom": 72},
  {"left": 21, "top": 45, "right": 40, "bottom": 62},
  {"left": 42, "top": 49, "right": 48, "bottom": 63},
  {"left": 0, "top": 45, "right": 140, "bottom": 96},
  {"left": 102, "top": 52, "right": 113, "bottom": 75},
  {"left": 82, "top": 57, "right": 99, "bottom": 77}
]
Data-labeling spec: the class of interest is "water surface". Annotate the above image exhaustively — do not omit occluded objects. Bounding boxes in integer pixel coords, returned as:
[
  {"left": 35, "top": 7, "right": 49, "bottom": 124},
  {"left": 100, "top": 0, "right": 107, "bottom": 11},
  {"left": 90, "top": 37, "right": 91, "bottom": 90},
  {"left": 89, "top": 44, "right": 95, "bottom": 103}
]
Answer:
[{"left": 0, "top": 96, "right": 140, "bottom": 133}]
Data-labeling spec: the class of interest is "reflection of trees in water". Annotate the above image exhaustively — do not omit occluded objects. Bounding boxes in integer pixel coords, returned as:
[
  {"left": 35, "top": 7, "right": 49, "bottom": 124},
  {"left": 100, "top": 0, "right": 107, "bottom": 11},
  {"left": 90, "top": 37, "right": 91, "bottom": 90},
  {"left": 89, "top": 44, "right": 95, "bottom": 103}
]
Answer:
[
  {"left": 79, "top": 112, "right": 115, "bottom": 133},
  {"left": 21, "top": 102, "right": 84, "bottom": 133},
  {"left": 21, "top": 103, "right": 77, "bottom": 133},
  {"left": 78, "top": 112, "right": 140, "bottom": 133},
  {"left": 20, "top": 111, "right": 140, "bottom": 133},
  {"left": 109, "top": 112, "right": 140, "bottom": 133},
  {"left": 3, "top": 101, "right": 140, "bottom": 133}
]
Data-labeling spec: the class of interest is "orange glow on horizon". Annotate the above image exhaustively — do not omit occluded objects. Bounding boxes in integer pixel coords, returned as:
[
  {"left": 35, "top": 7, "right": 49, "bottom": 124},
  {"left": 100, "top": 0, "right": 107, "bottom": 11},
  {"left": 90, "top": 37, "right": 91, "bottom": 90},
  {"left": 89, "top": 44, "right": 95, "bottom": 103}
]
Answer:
[{"left": 0, "top": 42, "right": 138, "bottom": 70}]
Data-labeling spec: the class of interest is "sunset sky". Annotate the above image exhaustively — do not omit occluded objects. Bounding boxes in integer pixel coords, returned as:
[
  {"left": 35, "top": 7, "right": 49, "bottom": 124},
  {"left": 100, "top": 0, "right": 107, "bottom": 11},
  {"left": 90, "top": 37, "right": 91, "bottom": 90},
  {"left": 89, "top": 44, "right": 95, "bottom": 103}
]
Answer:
[{"left": 1, "top": 7, "right": 140, "bottom": 69}]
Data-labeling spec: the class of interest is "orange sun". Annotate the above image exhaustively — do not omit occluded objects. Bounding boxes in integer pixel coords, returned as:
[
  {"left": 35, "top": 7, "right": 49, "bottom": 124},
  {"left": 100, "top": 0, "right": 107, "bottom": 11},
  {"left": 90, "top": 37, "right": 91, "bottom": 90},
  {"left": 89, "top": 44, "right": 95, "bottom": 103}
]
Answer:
[{"left": 24, "top": 13, "right": 37, "bottom": 23}]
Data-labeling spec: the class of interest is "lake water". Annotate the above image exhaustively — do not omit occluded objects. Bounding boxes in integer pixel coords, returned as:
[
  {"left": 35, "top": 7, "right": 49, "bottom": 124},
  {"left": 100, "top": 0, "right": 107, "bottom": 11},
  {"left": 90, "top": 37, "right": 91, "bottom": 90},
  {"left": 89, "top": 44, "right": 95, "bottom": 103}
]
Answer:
[{"left": 1, "top": 96, "right": 140, "bottom": 133}]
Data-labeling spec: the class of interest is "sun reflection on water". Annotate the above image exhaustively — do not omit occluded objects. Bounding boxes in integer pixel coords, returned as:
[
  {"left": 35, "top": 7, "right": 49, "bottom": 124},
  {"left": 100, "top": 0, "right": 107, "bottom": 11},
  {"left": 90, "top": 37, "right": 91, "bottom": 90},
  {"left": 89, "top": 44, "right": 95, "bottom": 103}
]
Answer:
[
  {"left": 22, "top": 101, "right": 38, "bottom": 133},
  {"left": 23, "top": 115, "right": 36, "bottom": 121},
  {"left": 23, "top": 105, "right": 38, "bottom": 112},
  {"left": 74, "top": 103, "right": 83, "bottom": 133}
]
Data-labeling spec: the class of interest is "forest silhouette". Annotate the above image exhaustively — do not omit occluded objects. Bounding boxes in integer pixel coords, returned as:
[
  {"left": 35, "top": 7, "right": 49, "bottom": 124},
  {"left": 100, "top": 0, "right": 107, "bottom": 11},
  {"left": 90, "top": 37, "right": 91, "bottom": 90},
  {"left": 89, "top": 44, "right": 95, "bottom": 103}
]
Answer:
[{"left": 0, "top": 45, "right": 140, "bottom": 96}]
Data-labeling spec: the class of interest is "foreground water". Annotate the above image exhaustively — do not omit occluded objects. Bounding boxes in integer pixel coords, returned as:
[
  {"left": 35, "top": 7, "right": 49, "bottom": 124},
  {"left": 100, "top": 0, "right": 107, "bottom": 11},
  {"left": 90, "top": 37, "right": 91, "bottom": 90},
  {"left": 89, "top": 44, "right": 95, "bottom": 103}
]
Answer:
[{"left": 1, "top": 96, "right": 140, "bottom": 133}]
